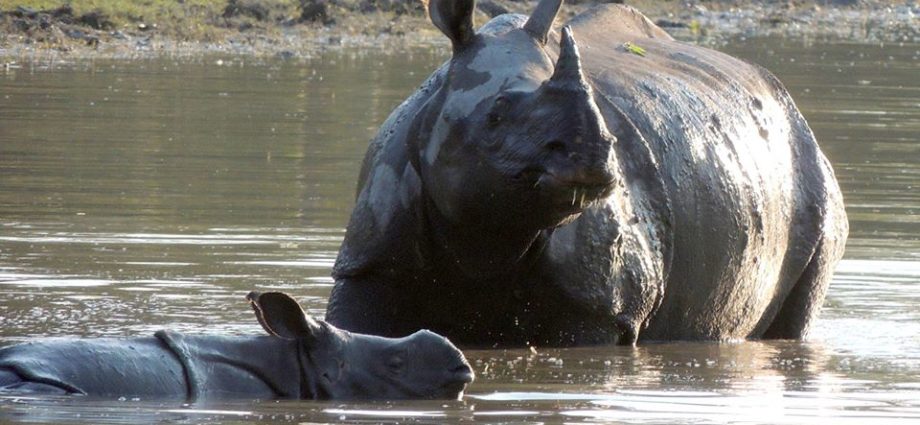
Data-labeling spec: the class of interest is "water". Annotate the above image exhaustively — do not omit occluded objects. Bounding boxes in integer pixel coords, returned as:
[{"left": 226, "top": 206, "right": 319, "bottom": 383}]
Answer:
[{"left": 1, "top": 39, "right": 918, "bottom": 423}]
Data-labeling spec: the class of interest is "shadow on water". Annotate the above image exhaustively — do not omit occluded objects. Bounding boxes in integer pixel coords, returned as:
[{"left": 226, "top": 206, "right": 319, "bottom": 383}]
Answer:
[{"left": 1, "top": 38, "right": 919, "bottom": 423}]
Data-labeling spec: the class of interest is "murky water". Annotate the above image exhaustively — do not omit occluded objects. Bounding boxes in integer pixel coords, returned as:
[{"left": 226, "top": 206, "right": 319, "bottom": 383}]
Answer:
[{"left": 1, "top": 38, "right": 918, "bottom": 423}]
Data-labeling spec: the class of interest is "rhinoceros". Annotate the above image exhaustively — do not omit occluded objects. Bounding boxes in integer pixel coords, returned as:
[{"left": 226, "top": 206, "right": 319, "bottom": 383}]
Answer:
[
  {"left": 0, "top": 292, "right": 473, "bottom": 400},
  {"left": 325, "top": 0, "right": 848, "bottom": 347}
]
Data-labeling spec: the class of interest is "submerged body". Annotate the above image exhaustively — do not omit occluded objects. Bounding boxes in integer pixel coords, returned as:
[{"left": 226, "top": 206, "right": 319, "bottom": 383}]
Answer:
[
  {"left": 326, "top": 1, "right": 848, "bottom": 346},
  {"left": 0, "top": 292, "right": 473, "bottom": 400},
  {"left": 0, "top": 332, "right": 300, "bottom": 400}
]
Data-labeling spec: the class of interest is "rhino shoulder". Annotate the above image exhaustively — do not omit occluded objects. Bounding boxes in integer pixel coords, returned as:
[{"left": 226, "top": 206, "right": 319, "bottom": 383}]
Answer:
[
  {"left": 155, "top": 332, "right": 301, "bottom": 400},
  {"left": 335, "top": 67, "right": 452, "bottom": 280},
  {"left": 356, "top": 67, "right": 447, "bottom": 195}
]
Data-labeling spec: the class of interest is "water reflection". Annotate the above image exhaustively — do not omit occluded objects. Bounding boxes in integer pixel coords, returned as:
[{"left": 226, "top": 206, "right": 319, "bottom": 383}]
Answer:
[
  {"left": 1, "top": 39, "right": 919, "bottom": 423},
  {"left": 470, "top": 341, "right": 854, "bottom": 393}
]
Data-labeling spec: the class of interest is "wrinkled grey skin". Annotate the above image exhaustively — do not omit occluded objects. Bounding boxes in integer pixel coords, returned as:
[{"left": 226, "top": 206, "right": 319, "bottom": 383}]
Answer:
[
  {"left": 0, "top": 292, "right": 473, "bottom": 400},
  {"left": 326, "top": 0, "right": 848, "bottom": 347}
]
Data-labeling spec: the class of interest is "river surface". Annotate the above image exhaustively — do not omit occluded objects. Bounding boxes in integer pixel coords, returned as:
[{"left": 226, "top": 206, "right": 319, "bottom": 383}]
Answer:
[{"left": 0, "top": 38, "right": 918, "bottom": 424}]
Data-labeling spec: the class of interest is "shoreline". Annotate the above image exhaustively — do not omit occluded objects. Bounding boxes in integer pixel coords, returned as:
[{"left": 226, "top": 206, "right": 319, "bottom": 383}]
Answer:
[{"left": 1, "top": 1, "right": 918, "bottom": 62}]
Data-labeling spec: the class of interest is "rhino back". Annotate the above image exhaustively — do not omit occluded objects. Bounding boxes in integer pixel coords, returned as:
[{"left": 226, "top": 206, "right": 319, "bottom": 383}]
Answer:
[
  {"left": 0, "top": 334, "right": 303, "bottom": 400},
  {"left": 0, "top": 337, "right": 186, "bottom": 397},
  {"left": 568, "top": 5, "right": 840, "bottom": 339}
]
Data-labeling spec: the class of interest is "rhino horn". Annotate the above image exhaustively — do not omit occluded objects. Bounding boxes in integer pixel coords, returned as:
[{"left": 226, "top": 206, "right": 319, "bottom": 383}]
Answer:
[
  {"left": 524, "top": 0, "right": 563, "bottom": 44},
  {"left": 549, "top": 26, "right": 585, "bottom": 86}
]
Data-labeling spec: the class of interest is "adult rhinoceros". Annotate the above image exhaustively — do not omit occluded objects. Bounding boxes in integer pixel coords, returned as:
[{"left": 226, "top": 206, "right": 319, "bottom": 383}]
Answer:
[
  {"left": 326, "top": 0, "right": 848, "bottom": 347},
  {"left": 0, "top": 292, "right": 473, "bottom": 400}
]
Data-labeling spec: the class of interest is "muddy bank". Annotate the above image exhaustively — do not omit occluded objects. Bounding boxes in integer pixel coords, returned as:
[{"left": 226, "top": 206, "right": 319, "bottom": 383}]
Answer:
[{"left": 0, "top": 0, "right": 917, "bottom": 61}]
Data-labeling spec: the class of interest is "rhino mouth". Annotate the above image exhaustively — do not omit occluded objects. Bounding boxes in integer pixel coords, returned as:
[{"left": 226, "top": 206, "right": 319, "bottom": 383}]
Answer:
[
  {"left": 536, "top": 172, "right": 614, "bottom": 214},
  {"left": 439, "top": 381, "right": 469, "bottom": 400},
  {"left": 450, "top": 362, "right": 475, "bottom": 384},
  {"left": 435, "top": 360, "right": 474, "bottom": 399}
]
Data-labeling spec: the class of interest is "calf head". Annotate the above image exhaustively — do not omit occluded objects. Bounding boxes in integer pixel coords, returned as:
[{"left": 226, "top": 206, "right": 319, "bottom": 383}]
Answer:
[
  {"left": 412, "top": 0, "right": 616, "bottom": 231},
  {"left": 247, "top": 291, "right": 473, "bottom": 400}
]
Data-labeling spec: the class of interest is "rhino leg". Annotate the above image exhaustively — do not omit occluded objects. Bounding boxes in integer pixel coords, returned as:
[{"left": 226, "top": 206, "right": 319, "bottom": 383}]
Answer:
[
  {"left": 764, "top": 237, "right": 839, "bottom": 339},
  {"left": 614, "top": 313, "right": 640, "bottom": 345},
  {"left": 327, "top": 279, "right": 415, "bottom": 338},
  {"left": 0, "top": 367, "right": 69, "bottom": 395},
  {"left": 0, "top": 367, "right": 16, "bottom": 387}
]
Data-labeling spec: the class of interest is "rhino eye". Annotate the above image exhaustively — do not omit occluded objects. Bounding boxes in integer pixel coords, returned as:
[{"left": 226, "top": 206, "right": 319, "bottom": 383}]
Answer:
[
  {"left": 386, "top": 351, "right": 406, "bottom": 375},
  {"left": 388, "top": 356, "right": 404, "bottom": 371},
  {"left": 487, "top": 112, "right": 502, "bottom": 127},
  {"left": 487, "top": 95, "right": 511, "bottom": 127}
]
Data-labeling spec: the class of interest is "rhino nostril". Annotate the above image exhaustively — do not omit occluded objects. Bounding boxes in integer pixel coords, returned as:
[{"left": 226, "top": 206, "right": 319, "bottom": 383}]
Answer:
[
  {"left": 570, "top": 169, "right": 616, "bottom": 199},
  {"left": 598, "top": 169, "right": 616, "bottom": 186},
  {"left": 449, "top": 363, "right": 475, "bottom": 383},
  {"left": 582, "top": 165, "right": 615, "bottom": 185},
  {"left": 545, "top": 140, "right": 565, "bottom": 153},
  {"left": 516, "top": 166, "right": 545, "bottom": 182}
]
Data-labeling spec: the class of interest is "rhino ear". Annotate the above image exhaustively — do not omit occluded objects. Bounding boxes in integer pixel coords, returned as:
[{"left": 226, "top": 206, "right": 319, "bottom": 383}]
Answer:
[
  {"left": 524, "top": 0, "right": 563, "bottom": 44},
  {"left": 247, "top": 291, "right": 323, "bottom": 341},
  {"left": 428, "top": 0, "right": 476, "bottom": 52}
]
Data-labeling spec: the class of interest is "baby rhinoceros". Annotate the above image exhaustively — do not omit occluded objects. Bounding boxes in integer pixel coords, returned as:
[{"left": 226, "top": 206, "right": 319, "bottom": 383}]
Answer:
[{"left": 0, "top": 292, "right": 474, "bottom": 401}]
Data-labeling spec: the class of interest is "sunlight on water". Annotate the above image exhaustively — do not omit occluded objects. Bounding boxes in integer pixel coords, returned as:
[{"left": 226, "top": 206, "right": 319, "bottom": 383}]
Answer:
[
  {"left": 161, "top": 408, "right": 253, "bottom": 416},
  {"left": 224, "top": 259, "right": 335, "bottom": 268},
  {"left": 325, "top": 408, "right": 448, "bottom": 418},
  {"left": 1, "top": 278, "right": 116, "bottom": 288},
  {"left": 836, "top": 259, "right": 920, "bottom": 275},
  {"left": 814, "top": 259, "right": 920, "bottom": 368},
  {"left": 468, "top": 389, "right": 920, "bottom": 423}
]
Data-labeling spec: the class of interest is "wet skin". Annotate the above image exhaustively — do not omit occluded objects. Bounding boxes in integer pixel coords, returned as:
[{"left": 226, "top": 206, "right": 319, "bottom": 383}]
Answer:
[
  {"left": 326, "top": 0, "right": 848, "bottom": 347},
  {"left": 0, "top": 292, "right": 473, "bottom": 401}
]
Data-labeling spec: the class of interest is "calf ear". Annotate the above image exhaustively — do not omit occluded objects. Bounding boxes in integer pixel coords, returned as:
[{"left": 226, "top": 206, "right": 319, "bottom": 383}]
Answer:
[
  {"left": 428, "top": 0, "right": 476, "bottom": 52},
  {"left": 247, "top": 291, "right": 322, "bottom": 340}
]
